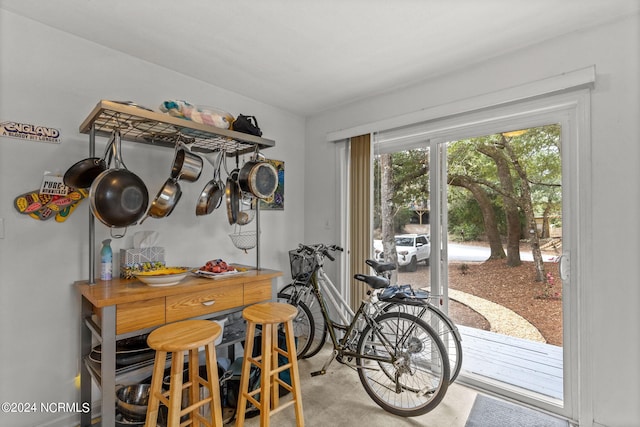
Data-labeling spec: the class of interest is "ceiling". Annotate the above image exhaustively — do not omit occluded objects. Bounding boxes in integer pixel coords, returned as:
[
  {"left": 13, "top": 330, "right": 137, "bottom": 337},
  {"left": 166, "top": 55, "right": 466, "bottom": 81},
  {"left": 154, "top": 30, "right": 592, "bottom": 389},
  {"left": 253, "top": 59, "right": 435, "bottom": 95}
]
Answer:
[{"left": 1, "top": 0, "right": 638, "bottom": 116}]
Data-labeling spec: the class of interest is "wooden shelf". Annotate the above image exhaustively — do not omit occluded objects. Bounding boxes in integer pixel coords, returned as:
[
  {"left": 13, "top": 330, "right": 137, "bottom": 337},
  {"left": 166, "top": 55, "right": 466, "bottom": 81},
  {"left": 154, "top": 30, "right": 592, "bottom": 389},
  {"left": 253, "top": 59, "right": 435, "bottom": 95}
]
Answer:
[{"left": 79, "top": 100, "right": 275, "bottom": 155}]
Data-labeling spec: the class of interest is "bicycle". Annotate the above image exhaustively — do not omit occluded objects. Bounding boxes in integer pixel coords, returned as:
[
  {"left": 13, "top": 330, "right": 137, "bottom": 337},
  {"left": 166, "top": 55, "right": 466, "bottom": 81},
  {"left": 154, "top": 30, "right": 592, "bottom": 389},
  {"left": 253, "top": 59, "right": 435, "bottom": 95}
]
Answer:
[
  {"left": 365, "top": 259, "right": 463, "bottom": 383},
  {"left": 280, "top": 243, "right": 450, "bottom": 417},
  {"left": 280, "top": 248, "right": 463, "bottom": 384},
  {"left": 278, "top": 248, "right": 329, "bottom": 359}
]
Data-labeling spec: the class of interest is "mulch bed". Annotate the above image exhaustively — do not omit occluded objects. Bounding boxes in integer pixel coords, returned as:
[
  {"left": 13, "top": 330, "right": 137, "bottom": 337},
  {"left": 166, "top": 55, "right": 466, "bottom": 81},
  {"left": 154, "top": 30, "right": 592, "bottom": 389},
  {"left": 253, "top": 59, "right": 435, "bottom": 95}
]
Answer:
[{"left": 398, "top": 258, "right": 563, "bottom": 346}]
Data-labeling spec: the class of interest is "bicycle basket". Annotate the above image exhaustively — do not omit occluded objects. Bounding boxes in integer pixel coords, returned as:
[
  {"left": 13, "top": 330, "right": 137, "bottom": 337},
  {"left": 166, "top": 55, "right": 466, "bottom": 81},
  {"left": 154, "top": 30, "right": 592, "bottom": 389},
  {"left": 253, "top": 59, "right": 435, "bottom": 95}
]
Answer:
[{"left": 289, "top": 250, "right": 315, "bottom": 281}]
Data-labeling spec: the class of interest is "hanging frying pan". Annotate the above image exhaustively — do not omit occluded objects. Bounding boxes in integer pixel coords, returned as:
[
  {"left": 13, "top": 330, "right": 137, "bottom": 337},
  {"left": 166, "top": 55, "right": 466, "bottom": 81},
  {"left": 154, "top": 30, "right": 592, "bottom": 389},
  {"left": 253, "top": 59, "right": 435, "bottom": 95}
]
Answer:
[
  {"left": 89, "top": 130, "right": 149, "bottom": 236},
  {"left": 225, "top": 153, "right": 240, "bottom": 225},
  {"left": 63, "top": 133, "right": 116, "bottom": 189},
  {"left": 196, "top": 150, "right": 225, "bottom": 216}
]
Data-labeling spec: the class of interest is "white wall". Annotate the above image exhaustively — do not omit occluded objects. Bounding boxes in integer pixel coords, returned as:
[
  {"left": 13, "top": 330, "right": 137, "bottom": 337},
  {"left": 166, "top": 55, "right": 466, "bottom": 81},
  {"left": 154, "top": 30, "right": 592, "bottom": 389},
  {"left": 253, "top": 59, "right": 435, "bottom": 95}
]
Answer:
[
  {"left": 0, "top": 10, "right": 305, "bottom": 427},
  {"left": 306, "top": 14, "right": 640, "bottom": 427}
]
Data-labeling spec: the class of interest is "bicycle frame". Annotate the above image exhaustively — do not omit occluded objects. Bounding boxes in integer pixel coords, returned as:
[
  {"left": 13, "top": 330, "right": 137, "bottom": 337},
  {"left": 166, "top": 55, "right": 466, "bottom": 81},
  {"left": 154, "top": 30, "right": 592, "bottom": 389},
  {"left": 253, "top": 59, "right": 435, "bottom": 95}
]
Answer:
[{"left": 301, "top": 251, "right": 420, "bottom": 374}]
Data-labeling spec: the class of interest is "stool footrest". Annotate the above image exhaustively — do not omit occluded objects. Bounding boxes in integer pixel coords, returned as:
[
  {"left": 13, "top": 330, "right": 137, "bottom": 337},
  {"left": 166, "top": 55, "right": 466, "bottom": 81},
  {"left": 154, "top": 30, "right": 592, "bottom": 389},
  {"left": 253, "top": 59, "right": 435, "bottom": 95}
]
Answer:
[
  {"left": 247, "top": 355, "right": 263, "bottom": 370},
  {"left": 274, "top": 346, "right": 290, "bottom": 358},
  {"left": 244, "top": 390, "right": 261, "bottom": 409},
  {"left": 275, "top": 377, "right": 293, "bottom": 393},
  {"left": 191, "top": 411, "right": 214, "bottom": 427},
  {"left": 180, "top": 396, "right": 213, "bottom": 417},
  {"left": 155, "top": 391, "right": 171, "bottom": 408},
  {"left": 269, "top": 399, "right": 296, "bottom": 416},
  {"left": 270, "top": 362, "right": 293, "bottom": 376}
]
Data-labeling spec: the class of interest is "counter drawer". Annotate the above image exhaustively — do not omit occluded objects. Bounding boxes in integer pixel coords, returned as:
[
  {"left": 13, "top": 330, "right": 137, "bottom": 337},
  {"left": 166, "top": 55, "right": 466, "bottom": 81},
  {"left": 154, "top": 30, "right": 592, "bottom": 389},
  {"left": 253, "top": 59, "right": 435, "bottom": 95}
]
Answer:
[
  {"left": 166, "top": 284, "right": 243, "bottom": 323},
  {"left": 116, "top": 298, "right": 166, "bottom": 334},
  {"left": 243, "top": 279, "right": 272, "bottom": 305}
]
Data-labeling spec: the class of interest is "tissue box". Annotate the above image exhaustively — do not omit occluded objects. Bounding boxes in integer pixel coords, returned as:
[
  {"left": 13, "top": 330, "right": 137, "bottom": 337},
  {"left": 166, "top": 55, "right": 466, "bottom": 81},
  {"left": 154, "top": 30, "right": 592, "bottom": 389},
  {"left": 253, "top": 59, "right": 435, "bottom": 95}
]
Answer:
[{"left": 120, "top": 247, "right": 166, "bottom": 278}]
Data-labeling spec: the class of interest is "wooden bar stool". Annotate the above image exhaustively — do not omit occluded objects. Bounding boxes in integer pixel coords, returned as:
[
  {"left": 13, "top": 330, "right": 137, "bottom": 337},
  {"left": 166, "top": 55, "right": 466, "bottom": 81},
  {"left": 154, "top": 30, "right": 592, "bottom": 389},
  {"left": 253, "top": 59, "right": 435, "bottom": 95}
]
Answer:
[
  {"left": 236, "top": 302, "right": 304, "bottom": 427},
  {"left": 145, "top": 319, "right": 223, "bottom": 427}
]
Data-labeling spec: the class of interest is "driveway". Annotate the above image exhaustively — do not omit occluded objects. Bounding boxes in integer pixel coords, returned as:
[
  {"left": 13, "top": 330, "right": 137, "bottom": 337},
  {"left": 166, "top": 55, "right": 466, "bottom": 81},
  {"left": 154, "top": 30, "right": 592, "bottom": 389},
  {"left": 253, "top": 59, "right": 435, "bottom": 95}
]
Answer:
[{"left": 447, "top": 243, "right": 558, "bottom": 263}]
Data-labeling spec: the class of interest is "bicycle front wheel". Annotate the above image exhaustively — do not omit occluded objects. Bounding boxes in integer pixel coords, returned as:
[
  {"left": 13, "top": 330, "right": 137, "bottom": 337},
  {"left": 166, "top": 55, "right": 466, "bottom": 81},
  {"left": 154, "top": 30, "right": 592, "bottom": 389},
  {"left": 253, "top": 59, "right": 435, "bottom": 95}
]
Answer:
[
  {"left": 356, "top": 312, "right": 450, "bottom": 417},
  {"left": 277, "top": 292, "right": 315, "bottom": 358},
  {"left": 279, "top": 283, "right": 327, "bottom": 358}
]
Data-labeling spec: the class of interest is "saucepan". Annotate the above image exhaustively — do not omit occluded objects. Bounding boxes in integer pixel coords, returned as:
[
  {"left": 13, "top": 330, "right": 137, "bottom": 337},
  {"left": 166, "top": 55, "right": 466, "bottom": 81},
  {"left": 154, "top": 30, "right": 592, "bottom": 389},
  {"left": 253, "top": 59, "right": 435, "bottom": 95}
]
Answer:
[
  {"left": 170, "top": 140, "right": 203, "bottom": 182},
  {"left": 238, "top": 152, "right": 278, "bottom": 200},
  {"left": 89, "top": 130, "right": 149, "bottom": 236}
]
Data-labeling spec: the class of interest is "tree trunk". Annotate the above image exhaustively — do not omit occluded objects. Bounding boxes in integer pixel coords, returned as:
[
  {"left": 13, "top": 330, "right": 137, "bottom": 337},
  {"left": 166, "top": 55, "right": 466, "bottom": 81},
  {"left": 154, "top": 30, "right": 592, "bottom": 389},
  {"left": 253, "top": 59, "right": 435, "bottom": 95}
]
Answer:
[
  {"left": 502, "top": 138, "right": 546, "bottom": 281},
  {"left": 477, "top": 144, "right": 522, "bottom": 266},
  {"left": 541, "top": 203, "right": 552, "bottom": 238},
  {"left": 449, "top": 175, "right": 506, "bottom": 259},
  {"left": 380, "top": 153, "right": 398, "bottom": 284}
]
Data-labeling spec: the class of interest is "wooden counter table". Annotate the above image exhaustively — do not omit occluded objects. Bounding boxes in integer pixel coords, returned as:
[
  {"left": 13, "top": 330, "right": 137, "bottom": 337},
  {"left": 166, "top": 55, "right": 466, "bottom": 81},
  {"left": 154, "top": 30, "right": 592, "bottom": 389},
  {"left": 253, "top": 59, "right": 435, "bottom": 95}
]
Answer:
[{"left": 75, "top": 268, "right": 282, "bottom": 427}]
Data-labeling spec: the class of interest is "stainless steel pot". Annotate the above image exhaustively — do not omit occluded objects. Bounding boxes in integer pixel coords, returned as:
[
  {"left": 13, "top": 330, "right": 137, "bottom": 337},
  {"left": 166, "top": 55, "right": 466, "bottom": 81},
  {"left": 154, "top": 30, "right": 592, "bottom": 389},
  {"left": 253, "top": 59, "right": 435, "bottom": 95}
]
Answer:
[
  {"left": 171, "top": 142, "right": 203, "bottom": 182},
  {"left": 238, "top": 154, "right": 278, "bottom": 199},
  {"left": 140, "top": 178, "right": 182, "bottom": 223},
  {"left": 115, "top": 384, "right": 151, "bottom": 422}
]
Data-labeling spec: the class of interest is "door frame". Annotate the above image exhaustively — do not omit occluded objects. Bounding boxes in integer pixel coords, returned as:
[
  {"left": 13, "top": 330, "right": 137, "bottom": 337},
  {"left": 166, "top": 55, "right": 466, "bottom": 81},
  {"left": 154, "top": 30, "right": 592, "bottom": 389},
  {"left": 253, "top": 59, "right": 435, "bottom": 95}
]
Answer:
[
  {"left": 422, "top": 90, "right": 590, "bottom": 422},
  {"left": 334, "top": 70, "right": 594, "bottom": 424}
]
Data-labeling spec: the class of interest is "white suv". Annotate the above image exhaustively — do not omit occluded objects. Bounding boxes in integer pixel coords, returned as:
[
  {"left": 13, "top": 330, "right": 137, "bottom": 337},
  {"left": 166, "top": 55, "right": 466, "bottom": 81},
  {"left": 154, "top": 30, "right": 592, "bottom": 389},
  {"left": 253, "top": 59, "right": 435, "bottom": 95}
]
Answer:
[{"left": 373, "top": 234, "right": 430, "bottom": 272}]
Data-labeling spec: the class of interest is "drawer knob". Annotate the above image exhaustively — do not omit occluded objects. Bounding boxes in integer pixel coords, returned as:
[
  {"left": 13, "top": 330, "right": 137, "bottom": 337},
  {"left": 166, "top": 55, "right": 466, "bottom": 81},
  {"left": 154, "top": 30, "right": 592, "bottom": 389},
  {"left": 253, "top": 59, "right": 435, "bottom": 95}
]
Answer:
[{"left": 201, "top": 300, "right": 216, "bottom": 307}]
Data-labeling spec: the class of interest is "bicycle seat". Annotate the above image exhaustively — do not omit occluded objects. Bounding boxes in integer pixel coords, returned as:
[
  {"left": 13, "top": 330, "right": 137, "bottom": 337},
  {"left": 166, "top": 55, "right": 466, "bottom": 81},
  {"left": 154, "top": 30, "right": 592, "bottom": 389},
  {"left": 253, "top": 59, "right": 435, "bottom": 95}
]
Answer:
[
  {"left": 365, "top": 259, "right": 396, "bottom": 274},
  {"left": 353, "top": 273, "right": 390, "bottom": 289}
]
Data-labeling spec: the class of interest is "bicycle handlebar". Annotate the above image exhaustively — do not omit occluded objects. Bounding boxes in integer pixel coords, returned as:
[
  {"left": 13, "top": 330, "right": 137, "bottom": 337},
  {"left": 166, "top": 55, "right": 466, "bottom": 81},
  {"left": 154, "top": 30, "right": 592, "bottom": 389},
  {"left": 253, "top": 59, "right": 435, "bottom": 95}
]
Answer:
[{"left": 296, "top": 243, "right": 343, "bottom": 262}]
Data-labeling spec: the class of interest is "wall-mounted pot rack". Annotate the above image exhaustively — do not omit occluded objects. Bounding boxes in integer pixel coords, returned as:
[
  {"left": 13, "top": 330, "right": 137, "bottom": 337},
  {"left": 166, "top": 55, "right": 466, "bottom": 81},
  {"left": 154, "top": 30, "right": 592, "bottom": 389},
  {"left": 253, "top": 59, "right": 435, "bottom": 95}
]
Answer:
[
  {"left": 79, "top": 100, "right": 275, "bottom": 155},
  {"left": 79, "top": 100, "right": 274, "bottom": 283}
]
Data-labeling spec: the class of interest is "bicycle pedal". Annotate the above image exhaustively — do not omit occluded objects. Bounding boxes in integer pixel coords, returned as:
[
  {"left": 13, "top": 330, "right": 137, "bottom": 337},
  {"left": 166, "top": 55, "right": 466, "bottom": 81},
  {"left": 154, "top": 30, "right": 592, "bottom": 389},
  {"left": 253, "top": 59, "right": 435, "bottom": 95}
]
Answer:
[{"left": 310, "top": 370, "right": 326, "bottom": 377}]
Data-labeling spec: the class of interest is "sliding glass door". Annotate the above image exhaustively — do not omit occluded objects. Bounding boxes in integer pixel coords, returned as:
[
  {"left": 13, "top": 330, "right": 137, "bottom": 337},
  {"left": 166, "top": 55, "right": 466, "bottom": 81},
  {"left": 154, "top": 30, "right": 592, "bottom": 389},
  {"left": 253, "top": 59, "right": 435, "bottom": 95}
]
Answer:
[{"left": 371, "top": 90, "right": 588, "bottom": 421}]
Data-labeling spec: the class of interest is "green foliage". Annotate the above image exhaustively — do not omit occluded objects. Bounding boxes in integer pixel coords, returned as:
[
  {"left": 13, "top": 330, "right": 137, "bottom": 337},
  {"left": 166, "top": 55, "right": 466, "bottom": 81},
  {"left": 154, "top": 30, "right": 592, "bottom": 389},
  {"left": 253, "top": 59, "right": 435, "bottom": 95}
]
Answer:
[
  {"left": 449, "top": 223, "right": 483, "bottom": 241},
  {"left": 374, "top": 124, "right": 561, "bottom": 243},
  {"left": 447, "top": 185, "right": 506, "bottom": 240},
  {"left": 374, "top": 148, "right": 430, "bottom": 233},
  {"left": 394, "top": 207, "right": 414, "bottom": 232}
]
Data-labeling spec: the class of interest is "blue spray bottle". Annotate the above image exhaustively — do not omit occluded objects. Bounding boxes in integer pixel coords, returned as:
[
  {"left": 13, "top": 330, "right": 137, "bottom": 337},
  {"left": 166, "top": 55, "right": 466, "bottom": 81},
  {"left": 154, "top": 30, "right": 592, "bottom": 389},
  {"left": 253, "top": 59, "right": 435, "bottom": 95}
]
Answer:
[{"left": 100, "top": 239, "right": 113, "bottom": 281}]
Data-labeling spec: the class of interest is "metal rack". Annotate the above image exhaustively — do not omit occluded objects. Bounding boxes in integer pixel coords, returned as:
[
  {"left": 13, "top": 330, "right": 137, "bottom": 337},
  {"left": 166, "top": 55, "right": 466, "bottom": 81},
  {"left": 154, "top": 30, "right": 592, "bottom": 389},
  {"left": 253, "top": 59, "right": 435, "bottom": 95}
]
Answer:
[
  {"left": 80, "top": 100, "right": 273, "bottom": 283},
  {"left": 79, "top": 100, "right": 275, "bottom": 154}
]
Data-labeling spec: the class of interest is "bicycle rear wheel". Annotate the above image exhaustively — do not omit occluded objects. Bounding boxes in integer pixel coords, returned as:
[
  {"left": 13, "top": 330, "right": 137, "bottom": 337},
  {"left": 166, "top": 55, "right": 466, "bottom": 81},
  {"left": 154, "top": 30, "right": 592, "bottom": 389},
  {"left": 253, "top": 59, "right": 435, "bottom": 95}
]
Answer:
[
  {"left": 356, "top": 311, "right": 450, "bottom": 417},
  {"left": 383, "top": 302, "right": 462, "bottom": 383},
  {"left": 279, "top": 283, "right": 327, "bottom": 358},
  {"left": 277, "top": 292, "right": 314, "bottom": 358}
]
